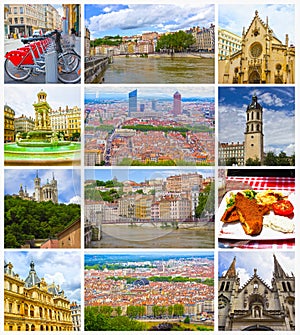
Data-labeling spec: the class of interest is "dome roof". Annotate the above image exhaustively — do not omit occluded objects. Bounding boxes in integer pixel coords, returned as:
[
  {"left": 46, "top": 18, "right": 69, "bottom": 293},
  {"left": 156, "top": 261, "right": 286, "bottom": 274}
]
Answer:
[{"left": 247, "top": 94, "right": 262, "bottom": 110}]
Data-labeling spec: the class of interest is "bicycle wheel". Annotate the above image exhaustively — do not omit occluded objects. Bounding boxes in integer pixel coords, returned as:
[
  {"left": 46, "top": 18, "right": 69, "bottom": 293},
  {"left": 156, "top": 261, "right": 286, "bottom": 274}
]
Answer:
[
  {"left": 4, "top": 58, "right": 32, "bottom": 81},
  {"left": 57, "top": 52, "right": 81, "bottom": 83}
]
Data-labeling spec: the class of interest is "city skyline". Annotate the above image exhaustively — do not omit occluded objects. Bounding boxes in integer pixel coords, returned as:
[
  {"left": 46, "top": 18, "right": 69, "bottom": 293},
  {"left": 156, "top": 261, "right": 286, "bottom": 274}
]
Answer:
[
  {"left": 218, "top": 87, "right": 295, "bottom": 156},
  {"left": 85, "top": 86, "right": 214, "bottom": 102},
  {"left": 4, "top": 250, "right": 81, "bottom": 303},
  {"left": 219, "top": 4, "right": 295, "bottom": 45},
  {"left": 5, "top": 169, "right": 81, "bottom": 204},
  {"left": 4, "top": 86, "right": 81, "bottom": 119},
  {"left": 85, "top": 4, "right": 214, "bottom": 39},
  {"left": 219, "top": 251, "right": 295, "bottom": 288},
  {"left": 85, "top": 168, "right": 214, "bottom": 183}
]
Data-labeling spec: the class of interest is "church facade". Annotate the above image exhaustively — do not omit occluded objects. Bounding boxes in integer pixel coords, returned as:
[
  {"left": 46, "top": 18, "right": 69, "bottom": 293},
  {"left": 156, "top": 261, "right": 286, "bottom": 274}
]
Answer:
[
  {"left": 219, "top": 10, "right": 295, "bottom": 84},
  {"left": 18, "top": 170, "right": 58, "bottom": 204},
  {"left": 218, "top": 255, "right": 295, "bottom": 331},
  {"left": 4, "top": 260, "right": 73, "bottom": 331}
]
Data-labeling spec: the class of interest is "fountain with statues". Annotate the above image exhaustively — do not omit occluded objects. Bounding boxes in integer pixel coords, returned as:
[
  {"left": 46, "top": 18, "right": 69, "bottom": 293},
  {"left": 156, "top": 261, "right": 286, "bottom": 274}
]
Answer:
[{"left": 4, "top": 90, "right": 81, "bottom": 166}]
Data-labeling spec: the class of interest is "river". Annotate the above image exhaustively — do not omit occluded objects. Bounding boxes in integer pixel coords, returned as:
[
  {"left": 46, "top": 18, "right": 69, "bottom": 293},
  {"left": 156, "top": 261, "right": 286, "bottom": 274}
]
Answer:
[
  {"left": 89, "top": 224, "right": 214, "bottom": 248},
  {"left": 101, "top": 56, "right": 214, "bottom": 84}
]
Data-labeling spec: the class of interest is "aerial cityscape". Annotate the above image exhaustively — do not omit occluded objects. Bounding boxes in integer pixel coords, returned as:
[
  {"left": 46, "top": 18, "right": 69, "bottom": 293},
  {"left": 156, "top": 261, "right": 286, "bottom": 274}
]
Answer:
[
  {"left": 84, "top": 168, "right": 214, "bottom": 248},
  {"left": 218, "top": 87, "right": 295, "bottom": 166},
  {"left": 85, "top": 252, "right": 214, "bottom": 331},
  {"left": 84, "top": 4, "right": 215, "bottom": 83},
  {"left": 85, "top": 87, "right": 215, "bottom": 166}
]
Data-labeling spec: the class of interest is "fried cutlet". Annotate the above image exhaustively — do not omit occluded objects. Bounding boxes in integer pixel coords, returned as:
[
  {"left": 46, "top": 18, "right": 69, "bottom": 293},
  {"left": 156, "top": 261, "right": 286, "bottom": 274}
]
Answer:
[
  {"left": 235, "top": 192, "right": 269, "bottom": 236},
  {"left": 221, "top": 204, "right": 239, "bottom": 223}
]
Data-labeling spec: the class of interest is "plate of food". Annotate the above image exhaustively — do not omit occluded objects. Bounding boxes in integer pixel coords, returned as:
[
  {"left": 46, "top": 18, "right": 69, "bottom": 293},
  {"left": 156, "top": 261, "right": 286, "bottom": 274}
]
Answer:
[{"left": 218, "top": 189, "right": 295, "bottom": 240}]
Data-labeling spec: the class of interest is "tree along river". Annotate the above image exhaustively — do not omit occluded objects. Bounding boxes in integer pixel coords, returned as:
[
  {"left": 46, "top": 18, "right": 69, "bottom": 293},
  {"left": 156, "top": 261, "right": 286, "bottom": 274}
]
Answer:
[
  {"left": 90, "top": 224, "right": 214, "bottom": 248},
  {"left": 101, "top": 56, "right": 214, "bottom": 84}
]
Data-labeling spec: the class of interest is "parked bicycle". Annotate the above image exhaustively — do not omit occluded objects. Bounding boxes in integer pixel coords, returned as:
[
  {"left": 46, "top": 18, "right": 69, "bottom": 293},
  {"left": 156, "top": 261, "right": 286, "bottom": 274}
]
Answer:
[{"left": 4, "top": 30, "right": 81, "bottom": 83}]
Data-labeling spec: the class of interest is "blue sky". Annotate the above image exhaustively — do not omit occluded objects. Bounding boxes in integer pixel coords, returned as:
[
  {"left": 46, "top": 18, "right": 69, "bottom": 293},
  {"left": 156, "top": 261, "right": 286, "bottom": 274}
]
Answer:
[
  {"left": 5, "top": 169, "right": 81, "bottom": 204},
  {"left": 218, "top": 87, "right": 295, "bottom": 156},
  {"left": 4, "top": 86, "right": 81, "bottom": 119},
  {"left": 219, "top": 4, "right": 295, "bottom": 45},
  {"left": 85, "top": 86, "right": 214, "bottom": 101},
  {"left": 5, "top": 250, "right": 81, "bottom": 303},
  {"left": 85, "top": 4, "right": 214, "bottom": 39},
  {"left": 85, "top": 168, "right": 214, "bottom": 183},
  {"left": 219, "top": 251, "right": 294, "bottom": 287}
]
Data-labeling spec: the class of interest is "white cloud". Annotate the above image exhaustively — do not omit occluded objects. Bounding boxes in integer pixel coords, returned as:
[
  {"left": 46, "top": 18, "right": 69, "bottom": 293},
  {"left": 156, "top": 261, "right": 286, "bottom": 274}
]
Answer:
[
  {"left": 68, "top": 195, "right": 81, "bottom": 205},
  {"left": 219, "top": 4, "right": 295, "bottom": 44},
  {"left": 44, "top": 272, "right": 66, "bottom": 286},
  {"left": 88, "top": 4, "right": 214, "bottom": 35}
]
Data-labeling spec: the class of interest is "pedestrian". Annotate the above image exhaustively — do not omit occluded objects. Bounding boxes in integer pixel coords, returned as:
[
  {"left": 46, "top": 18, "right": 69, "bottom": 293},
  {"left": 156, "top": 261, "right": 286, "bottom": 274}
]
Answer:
[{"left": 71, "top": 27, "right": 76, "bottom": 46}]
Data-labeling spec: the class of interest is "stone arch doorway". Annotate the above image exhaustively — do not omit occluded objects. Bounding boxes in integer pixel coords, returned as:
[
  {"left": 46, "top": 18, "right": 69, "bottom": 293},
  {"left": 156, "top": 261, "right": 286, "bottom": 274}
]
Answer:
[
  {"left": 243, "top": 325, "right": 274, "bottom": 331},
  {"left": 249, "top": 70, "right": 261, "bottom": 83}
]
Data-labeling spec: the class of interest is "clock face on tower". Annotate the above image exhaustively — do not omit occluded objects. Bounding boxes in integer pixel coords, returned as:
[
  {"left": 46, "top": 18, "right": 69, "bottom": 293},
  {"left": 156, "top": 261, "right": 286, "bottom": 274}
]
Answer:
[{"left": 250, "top": 43, "right": 263, "bottom": 58}]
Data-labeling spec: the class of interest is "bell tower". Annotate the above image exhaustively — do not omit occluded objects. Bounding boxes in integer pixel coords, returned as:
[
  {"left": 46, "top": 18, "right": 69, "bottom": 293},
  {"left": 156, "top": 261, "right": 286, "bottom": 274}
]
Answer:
[{"left": 244, "top": 94, "right": 264, "bottom": 164}]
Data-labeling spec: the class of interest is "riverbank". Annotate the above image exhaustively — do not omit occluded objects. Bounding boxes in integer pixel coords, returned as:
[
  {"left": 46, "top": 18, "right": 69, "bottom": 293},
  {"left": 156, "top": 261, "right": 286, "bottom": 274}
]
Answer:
[
  {"left": 90, "top": 224, "right": 214, "bottom": 248},
  {"left": 114, "top": 52, "right": 214, "bottom": 59}
]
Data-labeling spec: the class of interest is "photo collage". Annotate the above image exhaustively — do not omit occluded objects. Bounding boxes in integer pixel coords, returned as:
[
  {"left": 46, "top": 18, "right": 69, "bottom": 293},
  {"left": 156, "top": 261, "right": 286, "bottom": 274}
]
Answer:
[{"left": 2, "top": 1, "right": 297, "bottom": 333}]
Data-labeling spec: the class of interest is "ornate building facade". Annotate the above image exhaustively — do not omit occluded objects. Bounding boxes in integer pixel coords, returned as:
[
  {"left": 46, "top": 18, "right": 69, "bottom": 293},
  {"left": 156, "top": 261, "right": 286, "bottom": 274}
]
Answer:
[
  {"left": 218, "top": 255, "right": 295, "bottom": 331},
  {"left": 18, "top": 170, "right": 58, "bottom": 204},
  {"left": 4, "top": 260, "right": 73, "bottom": 331},
  {"left": 219, "top": 10, "right": 295, "bottom": 84},
  {"left": 4, "top": 104, "right": 15, "bottom": 143}
]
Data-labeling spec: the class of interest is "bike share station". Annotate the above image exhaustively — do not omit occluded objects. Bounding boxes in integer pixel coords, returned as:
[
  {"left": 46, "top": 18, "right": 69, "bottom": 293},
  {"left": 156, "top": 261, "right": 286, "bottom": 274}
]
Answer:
[{"left": 4, "top": 30, "right": 81, "bottom": 84}]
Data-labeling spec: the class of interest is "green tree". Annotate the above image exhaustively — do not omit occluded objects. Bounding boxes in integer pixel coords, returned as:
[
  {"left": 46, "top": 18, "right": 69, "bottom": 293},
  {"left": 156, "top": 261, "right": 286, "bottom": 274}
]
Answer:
[
  {"left": 277, "top": 151, "right": 291, "bottom": 166},
  {"left": 156, "top": 31, "right": 195, "bottom": 53},
  {"left": 195, "top": 182, "right": 215, "bottom": 218},
  {"left": 264, "top": 151, "right": 277, "bottom": 165},
  {"left": 245, "top": 157, "right": 261, "bottom": 166},
  {"left": 184, "top": 315, "right": 190, "bottom": 324},
  {"left": 115, "top": 306, "right": 122, "bottom": 316},
  {"left": 173, "top": 304, "right": 184, "bottom": 316},
  {"left": 225, "top": 157, "right": 238, "bottom": 166}
]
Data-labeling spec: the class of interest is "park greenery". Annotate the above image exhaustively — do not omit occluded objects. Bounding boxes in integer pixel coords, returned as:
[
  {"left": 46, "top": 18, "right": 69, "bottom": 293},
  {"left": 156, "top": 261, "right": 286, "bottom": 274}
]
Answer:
[
  {"left": 156, "top": 31, "right": 196, "bottom": 53},
  {"left": 4, "top": 196, "right": 80, "bottom": 248},
  {"left": 106, "top": 275, "right": 214, "bottom": 286},
  {"left": 90, "top": 35, "right": 123, "bottom": 47},
  {"left": 85, "top": 305, "right": 213, "bottom": 331}
]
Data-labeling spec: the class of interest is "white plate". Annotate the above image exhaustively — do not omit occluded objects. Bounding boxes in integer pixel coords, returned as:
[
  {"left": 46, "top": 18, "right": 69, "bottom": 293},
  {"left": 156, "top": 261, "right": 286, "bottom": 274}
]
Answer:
[{"left": 217, "top": 190, "right": 295, "bottom": 240}]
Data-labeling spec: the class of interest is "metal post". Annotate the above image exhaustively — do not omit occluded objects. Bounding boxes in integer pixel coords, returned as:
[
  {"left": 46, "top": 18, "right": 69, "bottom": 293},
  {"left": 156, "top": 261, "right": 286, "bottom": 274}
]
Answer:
[{"left": 45, "top": 51, "right": 58, "bottom": 83}]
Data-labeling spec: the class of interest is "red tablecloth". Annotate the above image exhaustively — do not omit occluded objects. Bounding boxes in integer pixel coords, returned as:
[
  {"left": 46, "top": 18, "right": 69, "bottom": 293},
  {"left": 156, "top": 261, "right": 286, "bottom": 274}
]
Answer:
[{"left": 218, "top": 176, "right": 295, "bottom": 249}]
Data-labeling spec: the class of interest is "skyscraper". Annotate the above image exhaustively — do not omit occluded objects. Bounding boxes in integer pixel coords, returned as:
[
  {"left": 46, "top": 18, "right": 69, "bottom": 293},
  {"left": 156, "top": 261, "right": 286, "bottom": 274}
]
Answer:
[
  {"left": 128, "top": 89, "right": 137, "bottom": 116},
  {"left": 173, "top": 91, "right": 182, "bottom": 115}
]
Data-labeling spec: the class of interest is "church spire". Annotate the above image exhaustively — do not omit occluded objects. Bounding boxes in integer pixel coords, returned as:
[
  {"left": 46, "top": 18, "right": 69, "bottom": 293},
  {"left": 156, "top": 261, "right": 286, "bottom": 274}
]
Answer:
[
  {"left": 224, "top": 256, "right": 237, "bottom": 278},
  {"left": 273, "top": 254, "right": 287, "bottom": 279}
]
